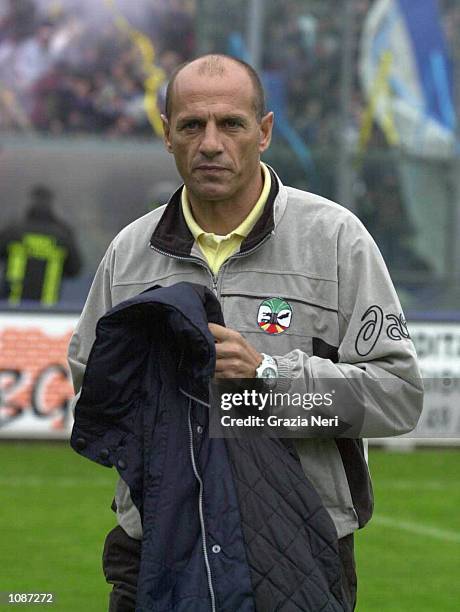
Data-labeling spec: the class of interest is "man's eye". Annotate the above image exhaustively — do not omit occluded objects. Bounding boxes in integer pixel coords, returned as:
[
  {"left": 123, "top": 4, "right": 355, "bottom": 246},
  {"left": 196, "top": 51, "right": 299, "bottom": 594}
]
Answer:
[
  {"left": 224, "top": 119, "right": 242, "bottom": 128},
  {"left": 183, "top": 121, "right": 200, "bottom": 130}
]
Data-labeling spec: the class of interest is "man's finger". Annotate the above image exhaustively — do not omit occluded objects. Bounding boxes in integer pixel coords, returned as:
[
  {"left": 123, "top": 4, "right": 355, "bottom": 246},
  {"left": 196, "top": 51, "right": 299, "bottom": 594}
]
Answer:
[
  {"left": 214, "top": 342, "right": 237, "bottom": 359},
  {"left": 208, "top": 323, "right": 232, "bottom": 342}
]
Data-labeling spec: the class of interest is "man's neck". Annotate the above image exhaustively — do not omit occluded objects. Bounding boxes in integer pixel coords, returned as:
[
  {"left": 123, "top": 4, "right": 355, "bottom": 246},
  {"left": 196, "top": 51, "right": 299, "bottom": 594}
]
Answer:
[{"left": 187, "top": 169, "right": 264, "bottom": 235}]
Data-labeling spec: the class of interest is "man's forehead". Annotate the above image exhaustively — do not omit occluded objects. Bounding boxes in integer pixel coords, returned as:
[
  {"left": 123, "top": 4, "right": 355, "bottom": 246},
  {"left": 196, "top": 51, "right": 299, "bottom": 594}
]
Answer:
[{"left": 172, "top": 61, "right": 255, "bottom": 110}]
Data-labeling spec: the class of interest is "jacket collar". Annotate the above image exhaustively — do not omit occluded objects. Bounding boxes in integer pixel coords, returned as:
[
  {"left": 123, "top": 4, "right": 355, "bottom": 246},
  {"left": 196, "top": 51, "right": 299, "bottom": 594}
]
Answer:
[{"left": 150, "top": 166, "right": 281, "bottom": 258}]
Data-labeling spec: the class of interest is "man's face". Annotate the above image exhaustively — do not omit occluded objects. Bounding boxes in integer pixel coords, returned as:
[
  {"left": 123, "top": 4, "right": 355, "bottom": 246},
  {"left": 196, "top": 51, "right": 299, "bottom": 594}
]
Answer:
[{"left": 161, "top": 63, "right": 273, "bottom": 205}]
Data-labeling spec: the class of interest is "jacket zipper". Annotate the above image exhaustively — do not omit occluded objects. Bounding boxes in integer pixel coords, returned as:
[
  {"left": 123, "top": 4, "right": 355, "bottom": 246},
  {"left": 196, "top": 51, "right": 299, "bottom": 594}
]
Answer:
[
  {"left": 149, "top": 244, "right": 217, "bottom": 607},
  {"left": 150, "top": 230, "right": 273, "bottom": 297},
  {"left": 212, "top": 231, "right": 273, "bottom": 296},
  {"left": 187, "top": 398, "right": 217, "bottom": 612},
  {"left": 150, "top": 244, "right": 218, "bottom": 294}
]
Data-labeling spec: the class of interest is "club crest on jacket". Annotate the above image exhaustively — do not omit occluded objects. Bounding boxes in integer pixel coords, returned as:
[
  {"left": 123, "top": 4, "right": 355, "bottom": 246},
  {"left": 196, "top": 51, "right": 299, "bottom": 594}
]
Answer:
[{"left": 257, "top": 297, "right": 292, "bottom": 334}]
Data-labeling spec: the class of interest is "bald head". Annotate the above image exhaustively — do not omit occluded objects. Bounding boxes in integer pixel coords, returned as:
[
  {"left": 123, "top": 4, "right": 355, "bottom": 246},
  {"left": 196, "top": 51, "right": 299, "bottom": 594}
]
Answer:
[{"left": 164, "top": 54, "right": 266, "bottom": 122}]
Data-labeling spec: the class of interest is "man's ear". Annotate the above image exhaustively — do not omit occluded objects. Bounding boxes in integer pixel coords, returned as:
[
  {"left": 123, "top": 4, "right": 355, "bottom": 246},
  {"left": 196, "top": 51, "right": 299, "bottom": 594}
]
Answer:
[
  {"left": 161, "top": 114, "right": 173, "bottom": 153},
  {"left": 259, "top": 111, "right": 274, "bottom": 153}
]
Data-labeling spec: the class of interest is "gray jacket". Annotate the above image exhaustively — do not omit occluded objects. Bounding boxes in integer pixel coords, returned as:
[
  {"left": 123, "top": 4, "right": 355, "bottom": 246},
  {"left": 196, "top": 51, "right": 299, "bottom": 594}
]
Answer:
[{"left": 68, "top": 167, "right": 423, "bottom": 540}]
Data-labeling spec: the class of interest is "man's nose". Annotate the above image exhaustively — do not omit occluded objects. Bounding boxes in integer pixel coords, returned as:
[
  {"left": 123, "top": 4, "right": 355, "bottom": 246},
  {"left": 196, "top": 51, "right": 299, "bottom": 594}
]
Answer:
[{"left": 199, "top": 122, "right": 224, "bottom": 158}]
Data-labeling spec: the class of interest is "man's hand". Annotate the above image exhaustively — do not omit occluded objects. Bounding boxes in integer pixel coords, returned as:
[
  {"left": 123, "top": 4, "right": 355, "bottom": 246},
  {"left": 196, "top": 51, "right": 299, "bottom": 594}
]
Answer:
[{"left": 208, "top": 323, "right": 262, "bottom": 378}]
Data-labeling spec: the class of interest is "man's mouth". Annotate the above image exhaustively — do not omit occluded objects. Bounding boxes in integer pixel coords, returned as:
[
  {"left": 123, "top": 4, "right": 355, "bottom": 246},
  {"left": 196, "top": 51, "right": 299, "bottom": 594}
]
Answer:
[{"left": 195, "top": 165, "right": 229, "bottom": 172}]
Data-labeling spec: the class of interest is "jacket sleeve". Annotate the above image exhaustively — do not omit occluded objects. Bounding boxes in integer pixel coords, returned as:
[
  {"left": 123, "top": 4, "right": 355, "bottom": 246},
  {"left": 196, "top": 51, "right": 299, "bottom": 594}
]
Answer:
[
  {"left": 68, "top": 241, "right": 115, "bottom": 397},
  {"left": 272, "top": 215, "right": 424, "bottom": 437}
]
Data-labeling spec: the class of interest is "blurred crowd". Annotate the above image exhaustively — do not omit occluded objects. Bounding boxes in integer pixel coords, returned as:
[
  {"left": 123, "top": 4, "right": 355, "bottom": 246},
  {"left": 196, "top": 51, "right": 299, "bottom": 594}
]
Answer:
[
  {"left": 0, "top": 0, "right": 194, "bottom": 136},
  {"left": 1, "top": 0, "right": 457, "bottom": 146},
  {"left": 0, "top": 0, "right": 371, "bottom": 144},
  {"left": 261, "top": 0, "right": 371, "bottom": 148}
]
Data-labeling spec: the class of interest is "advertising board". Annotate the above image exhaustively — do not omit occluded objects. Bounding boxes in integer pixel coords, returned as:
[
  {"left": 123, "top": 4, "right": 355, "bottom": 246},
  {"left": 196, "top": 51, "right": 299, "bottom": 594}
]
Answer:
[{"left": 0, "top": 314, "right": 459, "bottom": 443}]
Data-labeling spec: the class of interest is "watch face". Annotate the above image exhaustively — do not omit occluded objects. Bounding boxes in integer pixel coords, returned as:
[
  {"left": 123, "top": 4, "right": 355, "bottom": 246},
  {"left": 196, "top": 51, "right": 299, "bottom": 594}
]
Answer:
[
  {"left": 263, "top": 376, "right": 277, "bottom": 390},
  {"left": 263, "top": 367, "right": 277, "bottom": 378}
]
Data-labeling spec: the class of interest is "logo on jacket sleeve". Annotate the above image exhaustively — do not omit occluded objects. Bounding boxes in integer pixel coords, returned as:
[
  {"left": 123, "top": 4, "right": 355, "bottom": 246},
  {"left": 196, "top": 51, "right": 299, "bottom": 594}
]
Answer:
[{"left": 257, "top": 297, "right": 292, "bottom": 334}]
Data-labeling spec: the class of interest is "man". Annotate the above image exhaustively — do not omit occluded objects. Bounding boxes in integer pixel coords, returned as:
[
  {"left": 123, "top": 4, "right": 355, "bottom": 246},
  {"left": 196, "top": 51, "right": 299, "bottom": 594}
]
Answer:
[
  {"left": 0, "top": 184, "right": 82, "bottom": 305},
  {"left": 68, "top": 54, "right": 423, "bottom": 611}
]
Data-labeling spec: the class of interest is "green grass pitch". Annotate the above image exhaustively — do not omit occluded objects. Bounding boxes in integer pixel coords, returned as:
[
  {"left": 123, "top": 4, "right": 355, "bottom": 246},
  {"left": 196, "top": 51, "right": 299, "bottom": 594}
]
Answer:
[{"left": 0, "top": 443, "right": 459, "bottom": 611}]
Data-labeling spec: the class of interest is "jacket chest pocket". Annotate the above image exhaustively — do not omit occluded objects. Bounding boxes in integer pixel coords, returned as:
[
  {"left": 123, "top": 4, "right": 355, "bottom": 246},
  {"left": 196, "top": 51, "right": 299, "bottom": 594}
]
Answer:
[{"left": 220, "top": 291, "right": 339, "bottom": 357}]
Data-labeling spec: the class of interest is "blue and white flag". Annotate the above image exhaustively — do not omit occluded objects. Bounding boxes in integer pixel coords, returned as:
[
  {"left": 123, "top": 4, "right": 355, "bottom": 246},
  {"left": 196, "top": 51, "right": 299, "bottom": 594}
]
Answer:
[{"left": 359, "top": 0, "right": 456, "bottom": 158}]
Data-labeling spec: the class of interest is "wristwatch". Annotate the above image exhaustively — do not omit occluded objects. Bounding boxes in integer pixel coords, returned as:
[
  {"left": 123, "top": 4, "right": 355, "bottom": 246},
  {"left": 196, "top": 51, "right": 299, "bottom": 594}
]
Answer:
[{"left": 255, "top": 353, "right": 278, "bottom": 379}]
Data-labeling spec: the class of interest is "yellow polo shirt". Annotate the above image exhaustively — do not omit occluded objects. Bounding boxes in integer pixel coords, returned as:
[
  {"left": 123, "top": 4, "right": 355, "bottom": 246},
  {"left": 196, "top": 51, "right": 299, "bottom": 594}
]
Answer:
[{"left": 181, "top": 163, "right": 271, "bottom": 275}]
